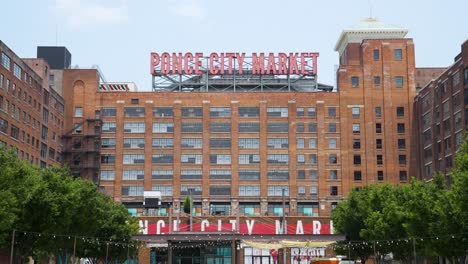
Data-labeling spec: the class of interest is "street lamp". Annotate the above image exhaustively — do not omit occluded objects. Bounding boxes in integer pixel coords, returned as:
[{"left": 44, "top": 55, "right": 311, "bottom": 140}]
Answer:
[{"left": 188, "top": 188, "right": 195, "bottom": 232}]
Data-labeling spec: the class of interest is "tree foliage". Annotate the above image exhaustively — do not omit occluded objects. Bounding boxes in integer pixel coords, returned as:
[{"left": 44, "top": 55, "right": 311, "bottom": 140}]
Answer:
[
  {"left": 0, "top": 148, "right": 139, "bottom": 262},
  {"left": 183, "top": 195, "right": 191, "bottom": 214},
  {"left": 332, "top": 137, "right": 468, "bottom": 263}
]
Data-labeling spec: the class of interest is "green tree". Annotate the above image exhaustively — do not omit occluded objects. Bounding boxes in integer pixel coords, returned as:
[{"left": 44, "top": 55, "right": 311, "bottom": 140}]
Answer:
[{"left": 183, "top": 195, "right": 191, "bottom": 214}]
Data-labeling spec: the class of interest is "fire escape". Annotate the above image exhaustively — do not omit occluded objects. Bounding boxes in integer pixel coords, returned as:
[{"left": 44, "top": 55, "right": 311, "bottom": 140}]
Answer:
[{"left": 62, "top": 113, "right": 102, "bottom": 183}]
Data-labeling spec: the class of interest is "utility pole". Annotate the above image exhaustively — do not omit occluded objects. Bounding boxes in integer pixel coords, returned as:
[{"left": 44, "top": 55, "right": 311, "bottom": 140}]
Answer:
[
  {"left": 412, "top": 238, "right": 417, "bottom": 264},
  {"left": 189, "top": 188, "right": 194, "bottom": 232},
  {"left": 10, "top": 229, "right": 15, "bottom": 264}
]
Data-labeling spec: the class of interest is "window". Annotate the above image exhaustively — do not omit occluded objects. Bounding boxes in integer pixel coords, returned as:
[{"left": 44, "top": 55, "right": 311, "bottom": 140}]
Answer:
[
  {"left": 352, "top": 107, "right": 360, "bottom": 118},
  {"left": 297, "top": 154, "right": 305, "bottom": 164},
  {"left": 152, "top": 170, "right": 173, "bottom": 180},
  {"left": 239, "top": 203, "right": 261, "bottom": 216},
  {"left": 124, "top": 122, "right": 145, "bottom": 133},
  {"left": 464, "top": 68, "right": 468, "bottom": 85},
  {"left": 0, "top": 74, "right": 3, "bottom": 88},
  {"left": 308, "top": 107, "right": 316, "bottom": 118},
  {"left": 329, "top": 138, "right": 337, "bottom": 149},
  {"left": 101, "top": 154, "right": 116, "bottom": 164},
  {"left": 122, "top": 186, "right": 144, "bottom": 197},
  {"left": 267, "top": 170, "right": 289, "bottom": 180},
  {"left": 123, "top": 154, "right": 144, "bottom": 164},
  {"left": 123, "top": 170, "right": 144, "bottom": 180},
  {"left": 353, "top": 139, "right": 361, "bottom": 149},
  {"left": 239, "top": 107, "right": 259, "bottom": 117},
  {"left": 375, "top": 106, "right": 382, "bottom": 118},
  {"left": 376, "top": 139, "right": 382, "bottom": 149},
  {"left": 352, "top": 123, "right": 360, "bottom": 134},
  {"left": 153, "top": 107, "right": 173, "bottom": 117},
  {"left": 239, "top": 122, "right": 260, "bottom": 132},
  {"left": 239, "top": 154, "right": 260, "bottom": 164},
  {"left": 180, "top": 185, "right": 202, "bottom": 195},
  {"left": 210, "top": 154, "right": 231, "bottom": 164},
  {"left": 151, "top": 138, "right": 173, "bottom": 148},
  {"left": 374, "top": 76, "right": 381, "bottom": 86},
  {"left": 397, "top": 123, "right": 405, "bottom": 134},
  {"left": 268, "top": 122, "right": 288, "bottom": 133},
  {"left": 353, "top": 155, "right": 361, "bottom": 165},
  {"left": 209, "top": 186, "right": 231, "bottom": 196},
  {"left": 297, "top": 170, "right": 305, "bottom": 179},
  {"left": 210, "top": 170, "right": 231, "bottom": 180},
  {"left": 1, "top": 52, "right": 11, "bottom": 70},
  {"left": 130, "top": 98, "right": 139, "bottom": 104},
  {"left": 101, "top": 138, "right": 116, "bottom": 149},
  {"left": 395, "top": 76, "right": 404, "bottom": 88},
  {"left": 298, "top": 186, "right": 306, "bottom": 195},
  {"left": 399, "top": 171, "right": 407, "bottom": 182},
  {"left": 74, "top": 107, "right": 83, "bottom": 117},
  {"left": 153, "top": 122, "right": 174, "bottom": 133},
  {"left": 351, "top": 76, "right": 359, "bottom": 87},
  {"left": 210, "top": 138, "right": 231, "bottom": 148},
  {"left": 267, "top": 138, "right": 288, "bottom": 149},
  {"left": 310, "top": 186, "right": 318, "bottom": 196},
  {"left": 297, "top": 123, "right": 305, "bottom": 133},
  {"left": 308, "top": 122, "right": 317, "bottom": 133},
  {"left": 100, "top": 170, "right": 115, "bottom": 181},
  {"left": 309, "top": 138, "right": 317, "bottom": 149},
  {"left": 329, "top": 170, "right": 337, "bottom": 180},
  {"left": 152, "top": 185, "right": 173, "bottom": 196},
  {"left": 297, "top": 107, "right": 305, "bottom": 117},
  {"left": 376, "top": 123, "right": 382, "bottom": 133},
  {"left": 239, "top": 170, "right": 260, "bottom": 180},
  {"left": 394, "top": 49, "right": 403, "bottom": 60},
  {"left": 239, "top": 186, "right": 260, "bottom": 196},
  {"left": 377, "top": 155, "right": 383, "bottom": 165},
  {"left": 210, "top": 122, "right": 231, "bottom": 133},
  {"left": 330, "top": 186, "right": 338, "bottom": 196},
  {"left": 267, "top": 186, "right": 289, "bottom": 196},
  {"left": 239, "top": 138, "right": 260, "bottom": 149},
  {"left": 267, "top": 154, "right": 288, "bottom": 164},
  {"left": 328, "top": 107, "right": 337, "bottom": 118},
  {"left": 329, "top": 122, "right": 337, "bottom": 133},
  {"left": 181, "top": 154, "right": 202, "bottom": 164},
  {"left": 297, "top": 138, "right": 305, "bottom": 149},
  {"left": 73, "top": 123, "right": 82, "bottom": 134},
  {"left": 398, "top": 139, "right": 406, "bottom": 149},
  {"left": 399, "top": 155, "right": 407, "bottom": 166},
  {"left": 310, "top": 170, "right": 317, "bottom": 180},
  {"left": 182, "top": 107, "right": 203, "bottom": 117},
  {"left": 377, "top": 171, "right": 384, "bottom": 181},
  {"left": 124, "top": 107, "right": 145, "bottom": 117},
  {"left": 12, "top": 63, "right": 21, "bottom": 79},
  {"left": 309, "top": 154, "right": 317, "bottom": 165},
  {"left": 373, "top": 49, "right": 379, "bottom": 61},
  {"left": 397, "top": 107, "right": 404, "bottom": 118},
  {"left": 354, "top": 171, "right": 362, "bottom": 181},
  {"left": 329, "top": 154, "right": 338, "bottom": 164},
  {"left": 152, "top": 154, "right": 174, "bottom": 164},
  {"left": 210, "top": 107, "right": 231, "bottom": 117},
  {"left": 267, "top": 107, "right": 288, "bottom": 117},
  {"left": 102, "top": 107, "right": 116, "bottom": 117},
  {"left": 182, "top": 138, "right": 202, "bottom": 148}
]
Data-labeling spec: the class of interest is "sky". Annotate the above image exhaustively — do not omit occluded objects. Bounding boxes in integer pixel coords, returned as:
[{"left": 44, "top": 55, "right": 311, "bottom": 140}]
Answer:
[{"left": 1, "top": 0, "right": 467, "bottom": 91}]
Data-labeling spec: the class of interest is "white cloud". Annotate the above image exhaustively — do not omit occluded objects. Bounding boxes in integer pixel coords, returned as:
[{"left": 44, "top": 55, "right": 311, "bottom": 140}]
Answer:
[
  {"left": 171, "top": 2, "right": 206, "bottom": 20},
  {"left": 52, "top": 0, "right": 128, "bottom": 28}
]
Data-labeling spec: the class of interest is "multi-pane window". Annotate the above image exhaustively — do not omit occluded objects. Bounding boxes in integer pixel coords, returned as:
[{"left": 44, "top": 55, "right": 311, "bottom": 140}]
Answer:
[
  {"left": 377, "top": 155, "right": 383, "bottom": 165},
  {"left": 329, "top": 138, "right": 337, "bottom": 149},
  {"left": 239, "top": 122, "right": 260, "bottom": 132},
  {"left": 297, "top": 123, "right": 305, "bottom": 133},
  {"left": 377, "top": 171, "right": 384, "bottom": 181},
  {"left": 375, "top": 107, "right": 382, "bottom": 118},
  {"left": 373, "top": 49, "right": 379, "bottom": 61},
  {"left": 353, "top": 139, "right": 360, "bottom": 149},
  {"left": 329, "top": 154, "right": 338, "bottom": 164},
  {"left": 181, "top": 154, "right": 202, "bottom": 164},
  {"left": 297, "top": 170, "right": 306, "bottom": 179},
  {"left": 101, "top": 154, "right": 116, "bottom": 164},
  {"left": 210, "top": 186, "right": 231, "bottom": 196},
  {"left": 399, "top": 155, "right": 407, "bottom": 166},
  {"left": 152, "top": 138, "right": 173, "bottom": 148},
  {"left": 298, "top": 186, "right": 306, "bottom": 195},
  {"left": 268, "top": 122, "right": 288, "bottom": 133},
  {"left": 239, "top": 107, "right": 259, "bottom": 117},
  {"left": 100, "top": 170, "right": 115, "bottom": 181},
  {"left": 352, "top": 107, "right": 360, "bottom": 118},
  {"left": 297, "top": 138, "right": 305, "bottom": 149},
  {"left": 297, "top": 154, "right": 305, "bottom": 164},
  {"left": 0, "top": 74, "right": 3, "bottom": 88},
  {"left": 152, "top": 185, "right": 173, "bottom": 196},
  {"left": 239, "top": 138, "right": 260, "bottom": 149},
  {"left": 74, "top": 107, "right": 83, "bottom": 117},
  {"left": 309, "top": 138, "right": 317, "bottom": 149},
  {"left": 210, "top": 170, "right": 231, "bottom": 180},
  {"left": 239, "top": 170, "right": 260, "bottom": 180},
  {"left": 267, "top": 138, "right": 288, "bottom": 149},
  {"left": 267, "top": 107, "right": 288, "bottom": 117},
  {"left": 310, "top": 170, "right": 317, "bottom": 180},
  {"left": 330, "top": 186, "right": 338, "bottom": 196},
  {"left": 353, "top": 155, "right": 361, "bottom": 165},
  {"left": 210, "top": 107, "right": 231, "bottom": 117},
  {"left": 308, "top": 107, "right": 317, "bottom": 118},
  {"left": 399, "top": 171, "right": 407, "bottom": 182},
  {"left": 124, "top": 107, "right": 145, "bottom": 117},
  {"left": 351, "top": 76, "right": 359, "bottom": 87},
  {"left": 1, "top": 52, "right": 11, "bottom": 70},
  {"left": 329, "top": 170, "right": 338, "bottom": 180},
  {"left": 152, "top": 170, "right": 173, "bottom": 180},
  {"left": 374, "top": 76, "right": 381, "bottom": 86},
  {"left": 329, "top": 123, "right": 337, "bottom": 133},
  {"left": 352, "top": 123, "right": 360, "bottom": 134},
  {"left": 124, "top": 122, "right": 145, "bottom": 133},
  {"left": 394, "top": 49, "right": 403, "bottom": 60},
  {"left": 376, "top": 139, "right": 382, "bottom": 149},
  {"left": 267, "top": 186, "right": 289, "bottom": 196},
  {"left": 308, "top": 122, "right": 317, "bottom": 133},
  {"left": 210, "top": 138, "right": 231, "bottom": 148},
  {"left": 297, "top": 108, "right": 305, "bottom": 117},
  {"left": 354, "top": 171, "right": 362, "bottom": 181},
  {"left": 181, "top": 138, "right": 202, "bottom": 148},
  {"left": 123, "top": 170, "right": 144, "bottom": 180},
  {"left": 102, "top": 107, "right": 116, "bottom": 117},
  {"left": 182, "top": 122, "right": 202, "bottom": 133},
  {"left": 122, "top": 186, "right": 144, "bottom": 197},
  {"left": 397, "top": 123, "right": 405, "bottom": 134},
  {"left": 397, "top": 107, "right": 405, "bottom": 118},
  {"left": 376, "top": 123, "right": 382, "bottom": 133},
  {"left": 239, "top": 185, "right": 260, "bottom": 196},
  {"left": 398, "top": 139, "right": 406, "bottom": 149},
  {"left": 152, "top": 154, "right": 174, "bottom": 164},
  {"left": 182, "top": 107, "right": 203, "bottom": 117},
  {"left": 102, "top": 122, "right": 116, "bottom": 133},
  {"left": 181, "top": 170, "right": 202, "bottom": 180},
  {"left": 267, "top": 154, "right": 288, "bottom": 164},
  {"left": 309, "top": 154, "right": 317, "bottom": 165},
  {"left": 395, "top": 76, "right": 404, "bottom": 88},
  {"left": 210, "top": 122, "right": 231, "bottom": 133},
  {"left": 239, "top": 154, "right": 260, "bottom": 164},
  {"left": 153, "top": 122, "right": 174, "bottom": 133},
  {"left": 123, "top": 154, "right": 144, "bottom": 164},
  {"left": 153, "top": 107, "right": 173, "bottom": 117},
  {"left": 101, "top": 138, "right": 116, "bottom": 149},
  {"left": 239, "top": 203, "right": 261, "bottom": 216},
  {"left": 180, "top": 185, "right": 202, "bottom": 195},
  {"left": 210, "top": 154, "right": 231, "bottom": 164},
  {"left": 328, "top": 107, "right": 337, "bottom": 118}
]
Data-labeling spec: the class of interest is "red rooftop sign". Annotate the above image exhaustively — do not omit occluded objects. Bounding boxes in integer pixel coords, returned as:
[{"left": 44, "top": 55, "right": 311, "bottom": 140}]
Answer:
[{"left": 150, "top": 52, "right": 319, "bottom": 76}]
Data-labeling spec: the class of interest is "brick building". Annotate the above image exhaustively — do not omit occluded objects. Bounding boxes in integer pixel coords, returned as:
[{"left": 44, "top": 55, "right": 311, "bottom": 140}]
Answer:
[{"left": 414, "top": 40, "right": 468, "bottom": 180}]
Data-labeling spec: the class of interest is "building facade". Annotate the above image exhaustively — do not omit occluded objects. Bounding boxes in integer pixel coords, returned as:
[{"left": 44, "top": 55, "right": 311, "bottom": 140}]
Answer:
[{"left": 414, "top": 40, "right": 468, "bottom": 180}]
